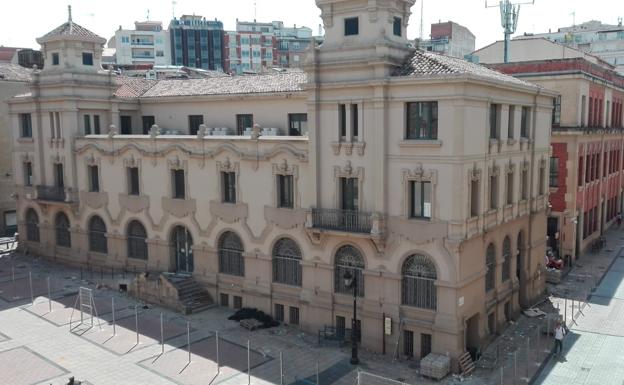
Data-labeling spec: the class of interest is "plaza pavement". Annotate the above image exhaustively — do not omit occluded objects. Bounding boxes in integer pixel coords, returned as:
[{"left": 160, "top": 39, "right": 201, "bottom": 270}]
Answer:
[{"left": 533, "top": 249, "right": 624, "bottom": 385}]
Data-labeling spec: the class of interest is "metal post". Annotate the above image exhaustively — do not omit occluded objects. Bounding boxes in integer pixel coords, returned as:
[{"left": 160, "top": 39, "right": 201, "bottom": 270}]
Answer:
[
  {"left": 135, "top": 305, "right": 139, "bottom": 344},
  {"left": 100, "top": 267, "right": 103, "bottom": 280},
  {"left": 29, "top": 271, "right": 33, "bottom": 305},
  {"left": 564, "top": 298, "right": 567, "bottom": 326},
  {"left": 316, "top": 361, "right": 319, "bottom": 385},
  {"left": 216, "top": 331, "right": 220, "bottom": 373},
  {"left": 526, "top": 338, "right": 530, "bottom": 379},
  {"left": 160, "top": 313, "right": 164, "bottom": 354},
  {"left": 47, "top": 276, "right": 51, "bottom": 312},
  {"left": 537, "top": 326, "right": 540, "bottom": 361},
  {"left": 112, "top": 297, "right": 116, "bottom": 336},
  {"left": 571, "top": 299, "right": 574, "bottom": 321},
  {"left": 12, "top": 265, "right": 15, "bottom": 282},
  {"left": 187, "top": 321, "right": 191, "bottom": 363},
  {"left": 513, "top": 351, "right": 517, "bottom": 385},
  {"left": 247, "top": 340, "right": 251, "bottom": 385},
  {"left": 80, "top": 266, "right": 83, "bottom": 280},
  {"left": 500, "top": 366, "right": 504, "bottom": 385},
  {"left": 279, "top": 351, "right": 283, "bottom": 385}
]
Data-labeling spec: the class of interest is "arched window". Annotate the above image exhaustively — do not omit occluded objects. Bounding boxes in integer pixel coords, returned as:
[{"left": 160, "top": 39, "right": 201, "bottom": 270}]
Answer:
[
  {"left": 25, "top": 208, "right": 39, "bottom": 242},
  {"left": 272, "top": 238, "right": 302, "bottom": 286},
  {"left": 218, "top": 231, "right": 244, "bottom": 276},
  {"left": 334, "top": 245, "right": 365, "bottom": 297},
  {"left": 88, "top": 216, "right": 107, "bottom": 254},
  {"left": 55, "top": 212, "right": 71, "bottom": 247},
  {"left": 485, "top": 243, "right": 496, "bottom": 292},
  {"left": 127, "top": 221, "right": 148, "bottom": 260},
  {"left": 502, "top": 236, "right": 511, "bottom": 282},
  {"left": 401, "top": 254, "right": 437, "bottom": 310}
]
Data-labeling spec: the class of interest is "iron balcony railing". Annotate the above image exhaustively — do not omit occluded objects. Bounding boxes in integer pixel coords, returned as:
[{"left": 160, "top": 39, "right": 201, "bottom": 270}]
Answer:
[
  {"left": 36, "top": 186, "right": 67, "bottom": 202},
  {"left": 311, "top": 208, "right": 372, "bottom": 234}
]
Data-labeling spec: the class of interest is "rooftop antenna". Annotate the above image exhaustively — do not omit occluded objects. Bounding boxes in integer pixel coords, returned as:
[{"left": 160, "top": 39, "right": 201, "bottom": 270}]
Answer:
[
  {"left": 486, "top": 0, "right": 535, "bottom": 63},
  {"left": 570, "top": 11, "right": 576, "bottom": 27},
  {"left": 147, "top": 9, "right": 150, "bottom": 21},
  {"left": 419, "top": 0, "right": 424, "bottom": 40},
  {"left": 172, "top": 0, "right": 177, "bottom": 19},
  {"left": 254, "top": 0, "right": 257, "bottom": 21}
]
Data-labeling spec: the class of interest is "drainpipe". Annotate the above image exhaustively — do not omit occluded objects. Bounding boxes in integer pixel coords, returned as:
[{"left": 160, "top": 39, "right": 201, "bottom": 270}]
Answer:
[{"left": 526, "top": 89, "right": 541, "bottom": 304}]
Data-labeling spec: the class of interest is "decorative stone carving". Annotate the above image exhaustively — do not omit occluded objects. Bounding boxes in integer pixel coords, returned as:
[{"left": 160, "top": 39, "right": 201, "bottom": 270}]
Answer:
[
  {"left": 197, "top": 124, "right": 207, "bottom": 139},
  {"left": 505, "top": 159, "right": 516, "bottom": 174},
  {"left": 488, "top": 161, "right": 500, "bottom": 177},
  {"left": 108, "top": 125, "right": 117, "bottom": 137},
  {"left": 168, "top": 155, "right": 183, "bottom": 170},
  {"left": 251, "top": 123, "right": 262, "bottom": 139},
  {"left": 149, "top": 124, "right": 160, "bottom": 138},
  {"left": 85, "top": 153, "right": 98, "bottom": 166},
  {"left": 469, "top": 163, "right": 482, "bottom": 181},
  {"left": 123, "top": 154, "right": 140, "bottom": 168}
]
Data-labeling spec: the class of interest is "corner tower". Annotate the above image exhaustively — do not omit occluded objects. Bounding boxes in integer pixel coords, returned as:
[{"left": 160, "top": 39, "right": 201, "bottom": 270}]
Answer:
[
  {"left": 36, "top": 6, "right": 107, "bottom": 74},
  {"left": 311, "top": 0, "right": 416, "bottom": 81}
]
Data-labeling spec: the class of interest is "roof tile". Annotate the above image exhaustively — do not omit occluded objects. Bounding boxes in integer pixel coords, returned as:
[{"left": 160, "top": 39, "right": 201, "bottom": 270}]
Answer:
[{"left": 393, "top": 50, "right": 538, "bottom": 88}]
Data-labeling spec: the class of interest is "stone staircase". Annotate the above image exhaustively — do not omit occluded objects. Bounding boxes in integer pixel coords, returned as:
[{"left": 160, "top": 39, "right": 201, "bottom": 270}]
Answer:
[{"left": 163, "top": 274, "right": 215, "bottom": 314}]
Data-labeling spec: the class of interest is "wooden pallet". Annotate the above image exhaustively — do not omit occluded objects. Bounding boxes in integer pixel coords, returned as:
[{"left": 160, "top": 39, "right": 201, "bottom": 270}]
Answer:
[
  {"left": 240, "top": 318, "right": 263, "bottom": 331},
  {"left": 459, "top": 352, "right": 475, "bottom": 376}
]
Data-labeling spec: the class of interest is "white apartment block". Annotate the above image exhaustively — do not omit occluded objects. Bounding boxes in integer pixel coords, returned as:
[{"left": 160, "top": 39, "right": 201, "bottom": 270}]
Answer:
[
  {"left": 111, "top": 21, "right": 171, "bottom": 66},
  {"left": 515, "top": 20, "right": 624, "bottom": 74},
  {"left": 9, "top": 0, "right": 555, "bottom": 370}
]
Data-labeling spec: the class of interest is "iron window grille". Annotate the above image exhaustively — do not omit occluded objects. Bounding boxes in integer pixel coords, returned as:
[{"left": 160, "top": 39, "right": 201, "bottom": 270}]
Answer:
[
  {"left": 218, "top": 231, "right": 245, "bottom": 276},
  {"left": 88, "top": 165, "right": 99, "bottom": 192},
  {"left": 127, "top": 221, "right": 148, "bottom": 260},
  {"left": 222, "top": 172, "right": 236, "bottom": 203},
  {"left": 272, "top": 238, "right": 302, "bottom": 286},
  {"left": 401, "top": 254, "right": 437, "bottom": 310},
  {"left": 334, "top": 245, "right": 365, "bottom": 296},
  {"left": 55, "top": 212, "right": 71, "bottom": 248},
  {"left": 88, "top": 216, "right": 107, "bottom": 254}
]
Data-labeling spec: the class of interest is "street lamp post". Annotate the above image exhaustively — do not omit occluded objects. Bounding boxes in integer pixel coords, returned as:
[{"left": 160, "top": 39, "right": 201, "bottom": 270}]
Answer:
[{"left": 343, "top": 270, "right": 359, "bottom": 365}]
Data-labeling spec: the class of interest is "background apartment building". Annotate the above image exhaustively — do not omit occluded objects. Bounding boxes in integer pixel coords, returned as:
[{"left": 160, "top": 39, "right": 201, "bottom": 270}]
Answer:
[
  {"left": 515, "top": 19, "right": 624, "bottom": 74},
  {"left": 0, "top": 64, "right": 32, "bottom": 236},
  {"left": 224, "top": 20, "right": 315, "bottom": 74},
  {"left": 420, "top": 21, "right": 475, "bottom": 59},
  {"left": 475, "top": 39, "right": 624, "bottom": 260},
  {"left": 10, "top": 0, "right": 553, "bottom": 369},
  {"left": 111, "top": 21, "right": 171, "bottom": 66},
  {"left": 169, "top": 15, "right": 225, "bottom": 71}
]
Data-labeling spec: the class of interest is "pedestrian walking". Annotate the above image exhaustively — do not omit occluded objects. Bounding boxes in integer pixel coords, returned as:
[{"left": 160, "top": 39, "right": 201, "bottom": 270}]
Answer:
[
  {"left": 554, "top": 321, "right": 565, "bottom": 358},
  {"left": 617, "top": 213, "right": 622, "bottom": 227}
]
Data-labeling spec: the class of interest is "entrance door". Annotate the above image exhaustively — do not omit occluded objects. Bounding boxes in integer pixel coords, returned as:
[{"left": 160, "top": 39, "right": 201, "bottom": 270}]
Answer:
[
  {"left": 547, "top": 217, "right": 559, "bottom": 257},
  {"left": 120, "top": 116, "right": 132, "bottom": 135},
  {"left": 465, "top": 314, "right": 480, "bottom": 360},
  {"left": 171, "top": 226, "right": 194, "bottom": 273}
]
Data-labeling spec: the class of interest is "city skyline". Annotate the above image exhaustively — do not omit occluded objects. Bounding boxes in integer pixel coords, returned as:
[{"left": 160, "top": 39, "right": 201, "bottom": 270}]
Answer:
[{"left": 1, "top": 0, "right": 621, "bottom": 51}]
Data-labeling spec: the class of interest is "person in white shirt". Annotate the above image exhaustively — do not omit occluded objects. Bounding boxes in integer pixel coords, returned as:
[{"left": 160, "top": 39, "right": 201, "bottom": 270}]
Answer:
[{"left": 554, "top": 321, "right": 565, "bottom": 357}]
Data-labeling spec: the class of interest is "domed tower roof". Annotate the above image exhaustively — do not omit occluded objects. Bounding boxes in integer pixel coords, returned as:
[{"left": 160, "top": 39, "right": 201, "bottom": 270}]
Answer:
[{"left": 36, "top": 6, "right": 106, "bottom": 45}]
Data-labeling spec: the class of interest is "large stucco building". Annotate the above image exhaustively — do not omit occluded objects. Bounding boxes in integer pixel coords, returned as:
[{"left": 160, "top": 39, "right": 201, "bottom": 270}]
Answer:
[{"left": 9, "top": 0, "right": 554, "bottom": 367}]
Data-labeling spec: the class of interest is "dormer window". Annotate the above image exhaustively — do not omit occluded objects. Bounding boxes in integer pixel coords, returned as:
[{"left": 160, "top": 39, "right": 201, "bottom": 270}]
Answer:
[
  {"left": 393, "top": 17, "right": 402, "bottom": 37},
  {"left": 52, "top": 53, "right": 59, "bottom": 65},
  {"left": 82, "top": 52, "right": 93, "bottom": 66},
  {"left": 345, "top": 17, "right": 359, "bottom": 36}
]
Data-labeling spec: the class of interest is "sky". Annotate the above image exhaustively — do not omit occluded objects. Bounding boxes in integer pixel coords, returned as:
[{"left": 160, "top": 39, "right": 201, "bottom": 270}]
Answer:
[{"left": 1, "top": 0, "right": 621, "bottom": 50}]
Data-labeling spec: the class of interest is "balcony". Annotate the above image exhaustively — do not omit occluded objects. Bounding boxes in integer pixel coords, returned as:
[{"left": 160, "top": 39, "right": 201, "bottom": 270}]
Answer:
[
  {"left": 311, "top": 208, "right": 373, "bottom": 234},
  {"left": 36, "top": 186, "right": 72, "bottom": 203}
]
